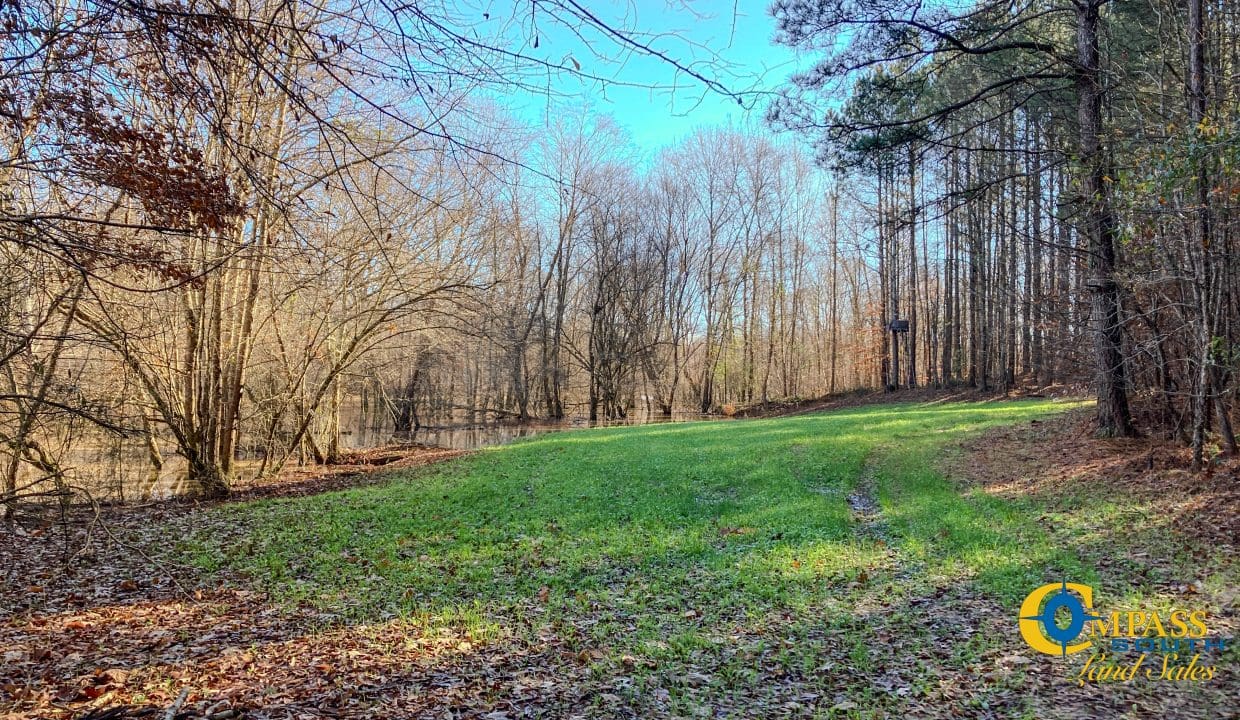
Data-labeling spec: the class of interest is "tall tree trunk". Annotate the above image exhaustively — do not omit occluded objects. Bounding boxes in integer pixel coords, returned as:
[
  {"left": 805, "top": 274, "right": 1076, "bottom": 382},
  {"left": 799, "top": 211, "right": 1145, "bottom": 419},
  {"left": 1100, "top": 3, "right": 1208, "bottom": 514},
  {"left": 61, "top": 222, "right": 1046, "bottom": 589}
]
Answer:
[
  {"left": 878, "top": 165, "right": 893, "bottom": 390},
  {"left": 829, "top": 189, "right": 840, "bottom": 394},
  {"left": 941, "top": 150, "right": 955, "bottom": 384},
  {"left": 1077, "top": 0, "right": 1134, "bottom": 437},
  {"left": 1030, "top": 121, "right": 1045, "bottom": 385},
  {"left": 907, "top": 145, "right": 919, "bottom": 388}
]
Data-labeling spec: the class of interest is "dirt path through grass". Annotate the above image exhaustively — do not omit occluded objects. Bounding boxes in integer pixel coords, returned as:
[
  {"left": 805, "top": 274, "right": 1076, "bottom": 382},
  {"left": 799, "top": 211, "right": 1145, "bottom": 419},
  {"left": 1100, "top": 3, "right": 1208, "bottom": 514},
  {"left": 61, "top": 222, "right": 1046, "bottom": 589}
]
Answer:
[{"left": 846, "top": 451, "right": 888, "bottom": 543}]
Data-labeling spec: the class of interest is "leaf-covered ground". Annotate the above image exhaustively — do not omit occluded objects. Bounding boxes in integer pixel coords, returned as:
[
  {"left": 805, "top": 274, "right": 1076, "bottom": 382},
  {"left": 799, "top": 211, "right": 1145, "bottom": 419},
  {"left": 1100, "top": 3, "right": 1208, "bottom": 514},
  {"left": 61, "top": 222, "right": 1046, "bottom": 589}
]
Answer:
[{"left": 2, "top": 400, "right": 1236, "bottom": 719}]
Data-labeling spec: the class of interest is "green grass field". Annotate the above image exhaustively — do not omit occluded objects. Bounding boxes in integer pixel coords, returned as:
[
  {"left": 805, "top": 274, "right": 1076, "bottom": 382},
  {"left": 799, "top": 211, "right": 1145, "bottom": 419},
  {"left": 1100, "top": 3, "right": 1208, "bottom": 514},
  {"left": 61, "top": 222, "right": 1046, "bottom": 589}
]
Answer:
[
  {"left": 168, "top": 399, "right": 1239, "bottom": 717},
  {"left": 190, "top": 401, "right": 1087, "bottom": 622}
]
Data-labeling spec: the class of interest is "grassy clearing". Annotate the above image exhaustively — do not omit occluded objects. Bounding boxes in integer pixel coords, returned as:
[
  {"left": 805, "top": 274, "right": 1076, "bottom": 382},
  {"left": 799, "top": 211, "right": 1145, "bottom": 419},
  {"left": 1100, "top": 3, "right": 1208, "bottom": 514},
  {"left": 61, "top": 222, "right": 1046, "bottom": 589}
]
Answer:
[
  {"left": 188, "top": 401, "right": 1080, "bottom": 621},
  {"left": 173, "top": 399, "right": 1235, "bottom": 718}
]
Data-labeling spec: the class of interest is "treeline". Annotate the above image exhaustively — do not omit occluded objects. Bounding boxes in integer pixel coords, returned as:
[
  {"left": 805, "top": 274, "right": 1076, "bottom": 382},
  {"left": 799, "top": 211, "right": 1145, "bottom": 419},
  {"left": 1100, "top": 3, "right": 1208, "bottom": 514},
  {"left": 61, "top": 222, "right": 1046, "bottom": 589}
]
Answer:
[
  {"left": 412, "top": 124, "right": 869, "bottom": 425},
  {"left": 2, "top": 0, "right": 1238, "bottom": 502},
  {"left": 0, "top": 0, "right": 869, "bottom": 501},
  {"left": 770, "top": 0, "right": 1239, "bottom": 462}
]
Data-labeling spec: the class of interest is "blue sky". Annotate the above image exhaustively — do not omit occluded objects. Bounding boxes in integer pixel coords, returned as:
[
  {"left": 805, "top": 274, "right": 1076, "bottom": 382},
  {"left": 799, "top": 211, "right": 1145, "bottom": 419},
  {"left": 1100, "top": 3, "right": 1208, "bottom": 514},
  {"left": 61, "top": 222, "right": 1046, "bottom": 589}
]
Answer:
[{"left": 489, "top": 0, "right": 802, "bottom": 151}]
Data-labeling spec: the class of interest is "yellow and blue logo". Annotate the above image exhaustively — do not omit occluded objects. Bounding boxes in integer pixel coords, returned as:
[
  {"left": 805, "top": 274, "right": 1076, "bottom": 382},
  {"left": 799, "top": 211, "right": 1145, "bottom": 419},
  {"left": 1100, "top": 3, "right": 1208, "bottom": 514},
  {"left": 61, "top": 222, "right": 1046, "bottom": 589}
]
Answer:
[
  {"left": 1018, "top": 581, "right": 1099, "bottom": 656},
  {"left": 1018, "top": 581, "right": 1231, "bottom": 685}
]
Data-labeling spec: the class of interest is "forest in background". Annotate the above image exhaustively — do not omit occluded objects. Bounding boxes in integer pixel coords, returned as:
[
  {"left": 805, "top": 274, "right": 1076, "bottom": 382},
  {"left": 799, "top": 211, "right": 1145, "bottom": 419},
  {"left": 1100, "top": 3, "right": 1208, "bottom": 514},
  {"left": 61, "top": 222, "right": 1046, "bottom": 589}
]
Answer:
[{"left": 2, "top": 0, "right": 1238, "bottom": 502}]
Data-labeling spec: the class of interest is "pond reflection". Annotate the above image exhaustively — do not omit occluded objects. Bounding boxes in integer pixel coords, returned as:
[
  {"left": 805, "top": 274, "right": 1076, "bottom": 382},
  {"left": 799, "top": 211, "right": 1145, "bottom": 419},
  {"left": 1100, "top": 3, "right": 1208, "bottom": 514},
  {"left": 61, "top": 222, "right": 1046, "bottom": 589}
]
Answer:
[
  {"left": 343, "top": 411, "right": 721, "bottom": 451},
  {"left": 57, "top": 410, "right": 727, "bottom": 503}
]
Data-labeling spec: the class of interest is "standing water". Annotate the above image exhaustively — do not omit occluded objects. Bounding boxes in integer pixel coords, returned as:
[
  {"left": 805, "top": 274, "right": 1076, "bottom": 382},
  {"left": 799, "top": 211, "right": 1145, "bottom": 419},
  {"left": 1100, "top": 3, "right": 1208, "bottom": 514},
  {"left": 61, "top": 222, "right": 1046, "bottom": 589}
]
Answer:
[
  {"left": 343, "top": 410, "right": 720, "bottom": 450},
  {"left": 66, "top": 410, "right": 724, "bottom": 502}
]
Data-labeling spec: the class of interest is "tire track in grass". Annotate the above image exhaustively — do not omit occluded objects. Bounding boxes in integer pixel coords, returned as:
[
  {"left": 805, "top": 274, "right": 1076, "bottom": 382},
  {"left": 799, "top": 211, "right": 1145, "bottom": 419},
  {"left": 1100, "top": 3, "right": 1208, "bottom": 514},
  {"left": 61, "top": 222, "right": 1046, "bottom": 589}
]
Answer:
[
  {"left": 836, "top": 447, "right": 1030, "bottom": 717},
  {"left": 848, "top": 449, "right": 890, "bottom": 544}
]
